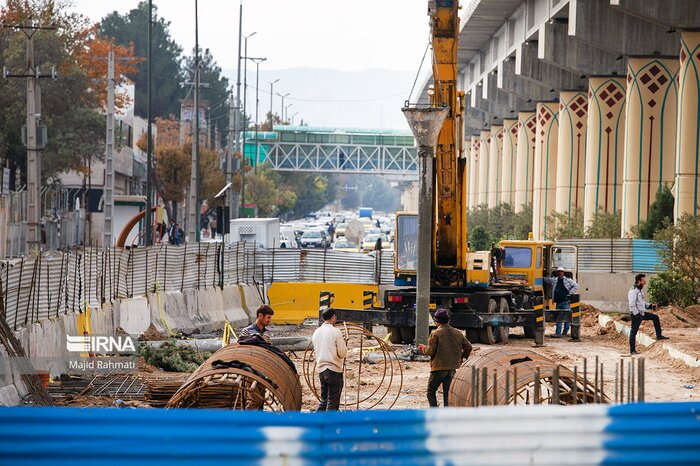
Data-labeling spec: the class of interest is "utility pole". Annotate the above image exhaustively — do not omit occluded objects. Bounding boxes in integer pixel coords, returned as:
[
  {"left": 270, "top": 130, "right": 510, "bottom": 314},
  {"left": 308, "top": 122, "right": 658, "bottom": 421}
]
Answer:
[
  {"left": 3, "top": 19, "right": 56, "bottom": 255},
  {"left": 230, "top": 2, "right": 243, "bottom": 223},
  {"left": 250, "top": 57, "right": 266, "bottom": 215},
  {"left": 240, "top": 32, "right": 256, "bottom": 218},
  {"left": 187, "top": 0, "right": 201, "bottom": 242},
  {"left": 269, "top": 78, "right": 279, "bottom": 126},
  {"left": 145, "top": 0, "right": 153, "bottom": 246},
  {"left": 104, "top": 50, "right": 115, "bottom": 248},
  {"left": 227, "top": 89, "right": 239, "bottom": 223},
  {"left": 277, "top": 92, "right": 290, "bottom": 124}
]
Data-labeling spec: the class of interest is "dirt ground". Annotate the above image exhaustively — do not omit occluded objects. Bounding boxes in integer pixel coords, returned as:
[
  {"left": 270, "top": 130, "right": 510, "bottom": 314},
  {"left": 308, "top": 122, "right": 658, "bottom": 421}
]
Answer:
[{"left": 51, "top": 304, "right": 700, "bottom": 409}]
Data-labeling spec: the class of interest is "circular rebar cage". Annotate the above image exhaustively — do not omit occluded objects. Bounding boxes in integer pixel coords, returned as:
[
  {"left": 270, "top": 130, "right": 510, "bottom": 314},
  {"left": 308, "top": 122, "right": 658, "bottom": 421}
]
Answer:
[
  {"left": 302, "top": 323, "right": 403, "bottom": 410},
  {"left": 448, "top": 348, "right": 609, "bottom": 406},
  {"left": 167, "top": 344, "right": 302, "bottom": 411}
]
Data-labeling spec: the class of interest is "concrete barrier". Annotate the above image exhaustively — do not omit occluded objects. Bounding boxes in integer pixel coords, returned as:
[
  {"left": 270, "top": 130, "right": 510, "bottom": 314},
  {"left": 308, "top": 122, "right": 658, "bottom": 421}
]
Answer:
[
  {"left": 240, "top": 284, "right": 264, "bottom": 321},
  {"left": 579, "top": 272, "right": 654, "bottom": 312},
  {"left": 599, "top": 314, "right": 700, "bottom": 367},
  {"left": 189, "top": 288, "right": 227, "bottom": 334},
  {"left": 115, "top": 297, "right": 151, "bottom": 336},
  {"left": 0, "top": 385, "right": 20, "bottom": 407},
  {"left": 221, "top": 286, "right": 250, "bottom": 327}
]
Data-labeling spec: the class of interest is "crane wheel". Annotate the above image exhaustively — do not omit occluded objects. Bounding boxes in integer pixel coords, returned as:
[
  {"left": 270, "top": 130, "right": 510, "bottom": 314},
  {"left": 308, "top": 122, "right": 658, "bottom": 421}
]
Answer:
[
  {"left": 495, "top": 298, "right": 510, "bottom": 343},
  {"left": 400, "top": 326, "right": 415, "bottom": 344},
  {"left": 478, "top": 299, "right": 498, "bottom": 345},
  {"left": 387, "top": 326, "right": 403, "bottom": 344},
  {"left": 466, "top": 329, "right": 480, "bottom": 344}
]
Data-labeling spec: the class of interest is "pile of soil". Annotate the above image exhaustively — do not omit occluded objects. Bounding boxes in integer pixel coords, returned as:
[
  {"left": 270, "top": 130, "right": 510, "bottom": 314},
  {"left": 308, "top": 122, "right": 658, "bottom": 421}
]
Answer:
[{"left": 139, "top": 324, "right": 168, "bottom": 341}]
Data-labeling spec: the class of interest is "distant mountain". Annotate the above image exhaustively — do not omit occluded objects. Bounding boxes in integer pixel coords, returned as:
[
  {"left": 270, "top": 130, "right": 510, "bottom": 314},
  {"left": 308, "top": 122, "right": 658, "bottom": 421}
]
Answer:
[{"left": 221, "top": 67, "right": 417, "bottom": 131}]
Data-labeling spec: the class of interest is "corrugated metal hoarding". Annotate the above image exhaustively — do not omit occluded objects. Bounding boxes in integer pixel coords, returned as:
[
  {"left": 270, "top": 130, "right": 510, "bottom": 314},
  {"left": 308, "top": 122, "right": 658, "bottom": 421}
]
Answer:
[{"left": 0, "top": 402, "right": 698, "bottom": 465}]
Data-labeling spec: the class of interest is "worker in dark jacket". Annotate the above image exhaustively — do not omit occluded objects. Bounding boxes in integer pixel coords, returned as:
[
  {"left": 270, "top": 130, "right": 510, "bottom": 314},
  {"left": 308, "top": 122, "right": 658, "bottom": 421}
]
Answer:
[{"left": 418, "top": 308, "right": 472, "bottom": 407}]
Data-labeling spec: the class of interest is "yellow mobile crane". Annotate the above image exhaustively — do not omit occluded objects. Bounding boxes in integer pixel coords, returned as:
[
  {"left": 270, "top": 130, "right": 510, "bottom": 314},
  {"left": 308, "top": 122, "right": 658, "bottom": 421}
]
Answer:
[{"left": 331, "top": 0, "right": 580, "bottom": 346}]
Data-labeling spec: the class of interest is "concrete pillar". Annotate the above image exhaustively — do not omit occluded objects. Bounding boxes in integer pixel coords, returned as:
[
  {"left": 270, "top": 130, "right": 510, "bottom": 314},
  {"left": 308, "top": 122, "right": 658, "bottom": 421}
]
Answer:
[
  {"left": 622, "top": 57, "right": 678, "bottom": 235},
  {"left": 488, "top": 125, "right": 503, "bottom": 208},
  {"left": 468, "top": 137, "right": 481, "bottom": 210},
  {"left": 555, "top": 91, "right": 588, "bottom": 218},
  {"left": 675, "top": 32, "right": 700, "bottom": 221},
  {"left": 477, "top": 130, "right": 490, "bottom": 206},
  {"left": 584, "top": 76, "right": 627, "bottom": 230},
  {"left": 501, "top": 119, "right": 519, "bottom": 207},
  {"left": 514, "top": 111, "right": 537, "bottom": 212},
  {"left": 532, "top": 102, "right": 559, "bottom": 240}
]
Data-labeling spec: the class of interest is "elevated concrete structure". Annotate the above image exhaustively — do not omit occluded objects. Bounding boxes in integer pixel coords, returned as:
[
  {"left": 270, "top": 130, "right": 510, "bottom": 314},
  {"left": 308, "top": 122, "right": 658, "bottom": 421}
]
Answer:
[
  {"left": 487, "top": 125, "right": 504, "bottom": 208},
  {"left": 532, "top": 102, "right": 559, "bottom": 240},
  {"left": 514, "top": 111, "right": 536, "bottom": 211},
  {"left": 418, "top": 0, "right": 700, "bottom": 235},
  {"left": 675, "top": 32, "right": 700, "bottom": 221},
  {"left": 584, "top": 76, "right": 626, "bottom": 229},
  {"left": 501, "top": 119, "right": 519, "bottom": 206},
  {"left": 556, "top": 91, "right": 588, "bottom": 218},
  {"left": 621, "top": 57, "right": 678, "bottom": 235}
]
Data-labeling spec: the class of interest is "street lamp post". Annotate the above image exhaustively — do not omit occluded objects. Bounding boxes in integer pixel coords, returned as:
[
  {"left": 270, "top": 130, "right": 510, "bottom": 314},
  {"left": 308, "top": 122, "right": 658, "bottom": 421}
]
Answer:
[
  {"left": 277, "top": 92, "right": 290, "bottom": 123},
  {"left": 291, "top": 111, "right": 299, "bottom": 125},
  {"left": 248, "top": 57, "right": 266, "bottom": 216},
  {"left": 240, "top": 31, "right": 256, "bottom": 218},
  {"left": 269, "top": 78, "right": 279, "bottom": 127},
  {"left": 285, "top": 103, "right": 294, "bottom": 123}
]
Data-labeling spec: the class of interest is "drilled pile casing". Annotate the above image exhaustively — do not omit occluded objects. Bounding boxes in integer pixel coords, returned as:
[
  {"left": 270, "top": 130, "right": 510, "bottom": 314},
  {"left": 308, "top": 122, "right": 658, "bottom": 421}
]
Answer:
[
  {"left": 448, "top": 348, "right": 574, "bottom": 406},
  {"left": 167, "top": 344, "right": 302, "bottom": 411}
]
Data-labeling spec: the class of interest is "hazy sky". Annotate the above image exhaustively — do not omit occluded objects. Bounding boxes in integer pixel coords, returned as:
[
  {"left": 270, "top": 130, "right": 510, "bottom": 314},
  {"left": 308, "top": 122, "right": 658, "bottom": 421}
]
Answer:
[
  {"left": 71, "top": 0, "right": 429, "bottom": 72},
  {"left": 69, "top": 0, "right": 432, "bottom": 129}
]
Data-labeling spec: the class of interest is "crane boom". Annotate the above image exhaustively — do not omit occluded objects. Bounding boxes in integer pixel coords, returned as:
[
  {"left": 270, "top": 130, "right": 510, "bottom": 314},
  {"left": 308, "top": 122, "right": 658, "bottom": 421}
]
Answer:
[{"left": 429, "top": 0, "right": 466, "bottom": 286}]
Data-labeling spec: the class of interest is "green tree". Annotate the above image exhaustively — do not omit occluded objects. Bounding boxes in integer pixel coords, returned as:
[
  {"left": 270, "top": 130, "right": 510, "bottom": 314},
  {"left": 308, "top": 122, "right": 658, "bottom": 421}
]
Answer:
[
  {"left": 100, "top": 2, "right": 184, "bottom": 118},
  {"left": 469, "top": 225, "right": 490, "bottom": 251},
  {"left": 655, "top": 213, "right": 700, "bottom": 302},
  {"left": 585, "top": 210, "right": 621, "bottom": 238},
  {"left": 637, "top": 185, "right": 674, "bottom": 239},
  {"left": 182, "top": 47, "right": 229, "bottom": 149},
  {"left": 278, "top": 172, "right": 337, "bottom": 218},
  {"left": 545, "top": 208, "right": 584, "bottom": 241},
  {"left": 0, "top": 0, "right": 106, "bottom": 182}
]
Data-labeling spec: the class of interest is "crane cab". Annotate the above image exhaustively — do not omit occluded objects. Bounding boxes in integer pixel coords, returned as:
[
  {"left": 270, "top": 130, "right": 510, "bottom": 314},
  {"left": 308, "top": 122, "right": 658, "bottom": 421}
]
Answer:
[{"left": 499, "top": 239, "right": 578, "bottom": 296}]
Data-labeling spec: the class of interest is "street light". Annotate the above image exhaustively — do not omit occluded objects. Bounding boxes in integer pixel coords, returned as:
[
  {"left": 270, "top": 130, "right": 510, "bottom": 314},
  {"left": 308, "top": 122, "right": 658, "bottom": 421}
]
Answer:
[
  {"left": 246, "top": 56, "right": 266, "bottom": 216},
  {"left": 291, "top": 111, "right": 299, "bottom": 125},
  {"left": 269, "top": 78, "right": 279, "bottom": 127},
  {"left": 277, "top": 92, "right": 290, "bottom": 124},
  {"left": 240, "top": 31, "right": 256, "bottom": 218},
  {"left": 284, "top": 103, "right": 294, "bottom": 123}
]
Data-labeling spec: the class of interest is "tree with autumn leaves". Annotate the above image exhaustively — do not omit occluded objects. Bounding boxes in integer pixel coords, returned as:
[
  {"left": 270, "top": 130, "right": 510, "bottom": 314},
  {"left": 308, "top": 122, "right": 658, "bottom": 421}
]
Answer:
[{"left": 0, "top": 0, "right": 140, "bottom": 185}]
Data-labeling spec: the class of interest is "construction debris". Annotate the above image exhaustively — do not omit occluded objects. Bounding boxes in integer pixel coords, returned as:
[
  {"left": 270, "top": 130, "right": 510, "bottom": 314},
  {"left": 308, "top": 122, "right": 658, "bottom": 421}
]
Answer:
[{"left": 138, "top": 340, "right": 211, "bottom": 372}]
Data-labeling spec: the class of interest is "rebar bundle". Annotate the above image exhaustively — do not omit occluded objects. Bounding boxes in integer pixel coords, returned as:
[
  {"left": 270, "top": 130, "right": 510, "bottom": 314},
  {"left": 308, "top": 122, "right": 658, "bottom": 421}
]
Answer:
[
  {"left": 167, "top": 343, "right": 302, "bottom": 411},
  {"left": 448, "top": 348, "right": 613, "bottom": 406},
  {"left": 302, "top": 323, "right": 403, "bottom": 410}
]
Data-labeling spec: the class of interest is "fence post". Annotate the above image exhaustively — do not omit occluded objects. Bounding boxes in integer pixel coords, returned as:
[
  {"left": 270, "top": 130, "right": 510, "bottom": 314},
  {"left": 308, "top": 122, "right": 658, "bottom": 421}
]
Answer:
[{"left": 181, "top": 243, "right": 187, "bottom": 292}]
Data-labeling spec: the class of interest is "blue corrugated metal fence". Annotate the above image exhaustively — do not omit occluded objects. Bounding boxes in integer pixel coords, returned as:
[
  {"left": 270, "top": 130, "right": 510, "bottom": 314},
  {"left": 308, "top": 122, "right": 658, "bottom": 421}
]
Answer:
[
  {"left": 632, "top": 239, "right": 666, "bottom": 272},
  {"left": 1, "top": 402, "right": 699, "bottom": 465}
]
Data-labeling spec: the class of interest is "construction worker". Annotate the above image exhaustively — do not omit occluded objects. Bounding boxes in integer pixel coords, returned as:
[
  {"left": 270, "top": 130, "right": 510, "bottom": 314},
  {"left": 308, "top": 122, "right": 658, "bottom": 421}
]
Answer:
[
  {"left": 312, "top": 308, "right": 347, "bottom": 411},
  {"left": 544, "top": 267, "right": 579, "bottom": 338},
  {"left": 418, "top": 308, "right": 472, "bottom": 407},
  {"left": 628, "top": 273, "right": 669, "bottom": 355},
  {"left": 240, "top": 305, "right": 274, "bottom": 343}
]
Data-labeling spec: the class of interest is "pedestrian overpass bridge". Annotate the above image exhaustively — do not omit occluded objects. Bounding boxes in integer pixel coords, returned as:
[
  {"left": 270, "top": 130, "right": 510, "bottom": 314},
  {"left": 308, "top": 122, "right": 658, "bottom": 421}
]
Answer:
[{"left": 243, "top": 126, "right": 418, "bottom": 180}]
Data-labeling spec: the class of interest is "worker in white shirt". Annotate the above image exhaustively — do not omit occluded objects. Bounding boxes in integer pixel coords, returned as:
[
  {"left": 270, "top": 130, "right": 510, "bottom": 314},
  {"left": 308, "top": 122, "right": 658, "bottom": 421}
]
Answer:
[
  {"left": 311, "top": 308, "right": 348, "bottom": 411},
  {"left": 628, "top": 273, "right": 668, "bottom": 355}
]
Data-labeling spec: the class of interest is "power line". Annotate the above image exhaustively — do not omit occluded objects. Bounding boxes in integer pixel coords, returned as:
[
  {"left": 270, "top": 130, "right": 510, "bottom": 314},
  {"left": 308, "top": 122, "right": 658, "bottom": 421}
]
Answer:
[{"left": 247, "top": 85, "right": 410, "bottom": 103}]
